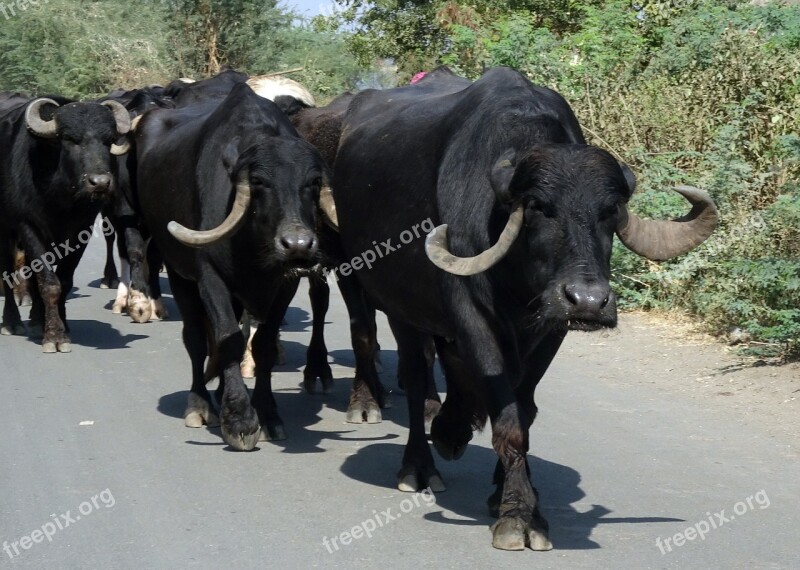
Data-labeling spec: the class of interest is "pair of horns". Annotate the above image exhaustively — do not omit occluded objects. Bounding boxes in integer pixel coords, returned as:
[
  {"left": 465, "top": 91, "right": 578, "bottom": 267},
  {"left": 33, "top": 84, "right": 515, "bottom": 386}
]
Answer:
[
  {"left": 425, "top": 187, "right": 718, "bottom": 276},
  {"left": 168, "top": 171, "right": 339, "bottom": 247},
  {"left": 25, "top": 98, "right": 132, "bottom": 156}
]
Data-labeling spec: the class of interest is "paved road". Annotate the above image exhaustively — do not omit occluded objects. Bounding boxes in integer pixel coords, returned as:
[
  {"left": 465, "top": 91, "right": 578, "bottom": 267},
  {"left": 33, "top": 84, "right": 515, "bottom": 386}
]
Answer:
[{"left": 1, "top": 233, "right": 797, "bottom": 569}]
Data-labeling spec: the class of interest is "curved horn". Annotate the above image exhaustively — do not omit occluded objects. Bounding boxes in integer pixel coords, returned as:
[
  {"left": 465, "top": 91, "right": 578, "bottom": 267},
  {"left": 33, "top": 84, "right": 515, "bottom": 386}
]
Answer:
[
  {"left": 130, "top": 115, "right": 144, "bottom": 132},
  {"left": 319, "top": 186, "right": 338, "bottom": 229},
  {"left": 102, "top": 100, "right": 132, "bottom": 155},
  {"left": 167, "top": 169, "right": 252, "bottom": 247},
  {"left": 110, "top": 139, "right": 131, "bottom": 156},
  {"left": 425, "top": 205, "right": 524, "bottom": 276},
  {"left": 101, "top": 100, "right": 131, "bottom": 135},
  {"left": 25, "top": 98, "right": 59, "bottom": 139},
  {"left": 616, "top": 185, "right": 718, "bottom": 261}
]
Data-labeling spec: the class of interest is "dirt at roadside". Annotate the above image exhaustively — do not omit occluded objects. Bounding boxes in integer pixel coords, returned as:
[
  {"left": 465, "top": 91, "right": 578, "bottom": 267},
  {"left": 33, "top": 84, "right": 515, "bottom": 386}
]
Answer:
[{"left": 561, "top": 311, "right": 799, "bottom": 455}]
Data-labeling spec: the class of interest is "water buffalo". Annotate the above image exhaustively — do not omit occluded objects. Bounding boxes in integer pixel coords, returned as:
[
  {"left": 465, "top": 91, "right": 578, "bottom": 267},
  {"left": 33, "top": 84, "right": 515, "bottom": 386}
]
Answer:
[
  {"left": 133, "top": 80, "right": 330, "bottom": 449},
  {"left": 0, "top": 94, "right": 131, "bottom": 352},
  {"left": 330, "top": 66, "right": 718, "bottom": 550}
]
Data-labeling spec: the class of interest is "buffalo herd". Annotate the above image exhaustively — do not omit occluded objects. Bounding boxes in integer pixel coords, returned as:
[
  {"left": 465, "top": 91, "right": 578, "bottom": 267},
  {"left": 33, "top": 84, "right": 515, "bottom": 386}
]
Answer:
[{"left": 0, "top": 67, "right": 717, "bottom": 551}]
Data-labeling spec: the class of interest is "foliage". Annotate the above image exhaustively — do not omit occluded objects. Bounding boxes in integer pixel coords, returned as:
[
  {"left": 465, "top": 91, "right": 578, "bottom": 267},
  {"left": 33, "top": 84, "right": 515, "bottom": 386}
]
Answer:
[
  {"left": 0, "top": 0, "right": 366, "bottom": 98},
  {"left": 331, "top": 0, "right": 800, "bottom": 358},
  {"left": 0, "top": 0, "right": 175, "bottom": 98}
]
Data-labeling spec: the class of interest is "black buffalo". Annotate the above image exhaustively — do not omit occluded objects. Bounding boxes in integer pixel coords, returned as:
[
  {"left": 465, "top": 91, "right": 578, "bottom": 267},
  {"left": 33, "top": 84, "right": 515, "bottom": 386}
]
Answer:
[
  {"left": 330, "top": 67, "right": 718, "bottom": 550},
  {"left": 98, "top": 87, "right": 174, "bottom": 323},
  {"left": 0, "top": 94, "right": 131, "bottom": 351},
  {"left": 134, "top": 79, "right": 329, "bottom": 450}
]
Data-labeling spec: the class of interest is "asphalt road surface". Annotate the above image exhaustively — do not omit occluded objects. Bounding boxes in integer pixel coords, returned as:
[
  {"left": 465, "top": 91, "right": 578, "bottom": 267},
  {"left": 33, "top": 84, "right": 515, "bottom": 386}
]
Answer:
[{"left": 1, "top": 231, "right": 797, "bottom": 569}]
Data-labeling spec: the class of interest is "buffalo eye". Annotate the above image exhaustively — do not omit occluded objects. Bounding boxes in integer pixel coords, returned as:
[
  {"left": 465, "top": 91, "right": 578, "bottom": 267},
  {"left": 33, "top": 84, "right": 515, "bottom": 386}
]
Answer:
[
  {"left": 251, "top": 178, "right": 271, "bottom": 193},
  {"left": 307, "top": 177, "right": 322, "bottom": 197},
  {"left": 598, "top": 204, "right": 620, "bottom": 223},
  {"left": 527, "top": 199, "right": 556, "bottom": 219}
]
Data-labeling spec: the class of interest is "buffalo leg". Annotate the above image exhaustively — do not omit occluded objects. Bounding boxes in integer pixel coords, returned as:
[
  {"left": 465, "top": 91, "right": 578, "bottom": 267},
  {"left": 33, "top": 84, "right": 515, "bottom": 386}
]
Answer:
[
  {"left": 486, "top": 329, "right": 564, "bottom": 551},
  {"left": 429, "top": 336, "right": 478, "bottom": 461},
  {"left": 0, "top": 239, "right": 25, "bottom": 336},
  {"left": 194, "top": 267, "right": 259, "bottom": 450},
  {"left": 390, "top": 317, "right": 446, "bottom": 493},
  {"left": 100, "top": 228, "right": 118, "bottom": 289},
  {"left": 167, "top": 268, "right": 219, "bottom": 429},
  {"left": 124, "top": 226, "right": 153, "bottom": 323},
  {"left": 54, "top": 239, "right": 89, "bottom": 333},
  {"left": 18, "top": 224, "right": 70, "bottom": 352},
  {"left": 251, "top": 279, "right": 299, "bottom": 441},
  {"left": 422, "top": 336, "right": 441, "bottom": 432},
  {"left": 146, "top": 242, "right": 168, "bottom": 320},
  {"left": 303, "top": 271, "right": 333, "bottom": 394},
  {"left": 337, "top": 273, "right": 386, "bottom": 423}
]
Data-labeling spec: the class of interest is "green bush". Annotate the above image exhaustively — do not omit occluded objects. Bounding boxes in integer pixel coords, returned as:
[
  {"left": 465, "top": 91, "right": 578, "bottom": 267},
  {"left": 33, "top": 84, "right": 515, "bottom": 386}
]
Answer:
[{"left": 334, "top": 0, "right": 800, "bottom": 358}]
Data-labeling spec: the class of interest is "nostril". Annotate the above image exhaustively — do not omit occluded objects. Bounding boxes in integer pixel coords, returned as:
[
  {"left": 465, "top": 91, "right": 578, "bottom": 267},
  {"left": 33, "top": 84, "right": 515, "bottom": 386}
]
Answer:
[
  {"left": 563, "top": 284, "right": 581, "bottom": 306},
  {"left": 564, "top": 283, "right": 612, "bottom": 311},
  {"left": 88, "top": 174, "right": 111, "bottom": 189},
  {"left": 279, "top": 232, "right": 315, "bottom": 255}
]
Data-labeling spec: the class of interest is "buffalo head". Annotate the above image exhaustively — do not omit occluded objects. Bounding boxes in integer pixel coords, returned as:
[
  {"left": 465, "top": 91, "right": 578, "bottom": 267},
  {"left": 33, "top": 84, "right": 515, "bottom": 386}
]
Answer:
[
  {"left": 425, "top": 144, "right": 717, "bottom": 331},
  {"left": 167, "top": 135, "right": 325, "bottom": 268},
  {"left": 25, "top": 98, "right": 131, "bottom": 198}
]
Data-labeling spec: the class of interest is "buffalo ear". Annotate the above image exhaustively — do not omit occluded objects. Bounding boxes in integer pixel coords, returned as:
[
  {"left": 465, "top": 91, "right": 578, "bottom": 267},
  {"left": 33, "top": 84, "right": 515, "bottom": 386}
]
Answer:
[
  {"left": 221, "top": 137, "right": 241, "bottom": 174},
  {"left": 490, "top": 149, "right": 517, "bottom": 204},
  {"left": 619, "top": 162, "right": 637, "bottom": 198}
]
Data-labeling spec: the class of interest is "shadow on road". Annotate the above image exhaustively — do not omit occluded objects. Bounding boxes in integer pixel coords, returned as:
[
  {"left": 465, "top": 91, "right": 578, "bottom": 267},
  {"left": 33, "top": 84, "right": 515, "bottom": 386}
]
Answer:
[
  {"left": 22, "top": 318, "right": 148, "bottom": 350},
  {"left": 339, "top": 442, "right": 684, "bottom": 550},
  {"left": 157, "top": 379, "right": 402, "bottom": 455}
]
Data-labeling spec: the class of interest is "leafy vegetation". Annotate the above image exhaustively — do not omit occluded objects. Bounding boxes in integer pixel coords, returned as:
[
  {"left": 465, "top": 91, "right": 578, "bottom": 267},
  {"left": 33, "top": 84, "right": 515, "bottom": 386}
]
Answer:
[
  {"left": 324, "top": 0, "right": 799, "bottom": 358},
  {"left": 0, "top": 0, "right": 364, "bottom": 99},
  {"left": 0, "top": 0, "right": 797, "bottom": 357}
]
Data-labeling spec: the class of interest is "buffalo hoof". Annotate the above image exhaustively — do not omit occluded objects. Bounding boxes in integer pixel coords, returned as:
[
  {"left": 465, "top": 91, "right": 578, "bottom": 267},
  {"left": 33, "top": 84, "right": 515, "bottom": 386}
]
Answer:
[
  {"left": 346, "top": 399, "right": 381, "bottom": 424},
  {"left": 222, "top": 426, "right": 260, "bottom": 451},
  {"left": 220, "top": 399, "right": 260, "bottom": 451},
  {"left": 259, "top": 422, "right": 286, "bottom": 441},
  {"left": 397, "top": 464, "right": 446, "bottom": 493},
  {"left": 111, "top": 295, "right": 126, "bottom": 314},
  {"left": 151, "top": 298, "right": 169, "bottom": 320},
  {"left": 491, "top": 516, "right": 552, "bottom": 551},
  {"left": 303, "top": 375, "right": 333, "bottom": 395},
  {"left": 430, "top": 412, "right": 472, "bottom": 461},
  {"left": 42, "top": 340, "right": 71, "bottom": 353},
  {"left": 424, "top": 398, "right": 442, "bottom": 434},
  {"left": 184, "top": 394, "right": 220, "bottom": 427},
  {"left": 185, "top": 411, "right": 220, "bottom": 428},
  {"left": 127, "top": 290, "right": 152, "bottom": 323},
  {"left": 100, "top": 277, "right": 119, "bottom": 290},
  {"left": 0, "top": 323, "right": 25, "bottom": 336},
  {"left": 303, "top": 362, "right": 333, "bottom": 395}
]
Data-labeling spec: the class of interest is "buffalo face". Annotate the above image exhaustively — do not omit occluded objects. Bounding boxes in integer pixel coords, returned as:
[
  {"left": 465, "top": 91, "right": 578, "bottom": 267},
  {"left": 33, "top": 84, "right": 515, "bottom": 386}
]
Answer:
[
  {"left": 243, "top": 137, "right": 322, "bottom": 268},
  {"left": 25, "top": 99, "right": 131, "bottom": 200},
  {"left": 167, "top": 135, "right": 323, "bottom": 269},
  {"left": 425, "top": 143, "right": 717, "bottom": 332},
  {"left": 511, "top": 145, "right": 626, "bottom": 331}
]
